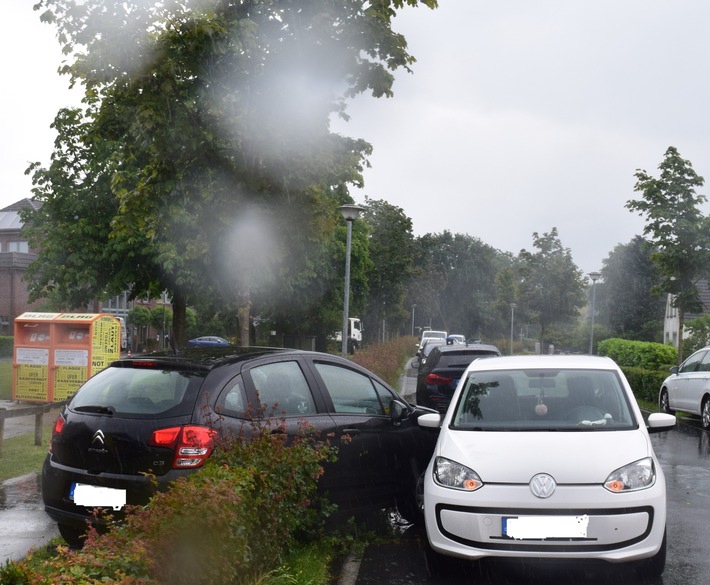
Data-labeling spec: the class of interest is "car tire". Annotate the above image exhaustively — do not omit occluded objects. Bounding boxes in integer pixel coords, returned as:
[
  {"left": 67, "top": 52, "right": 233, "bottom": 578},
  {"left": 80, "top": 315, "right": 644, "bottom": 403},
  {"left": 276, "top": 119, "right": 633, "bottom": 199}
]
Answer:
[
  {"left": 57, "top": 523, "right": 86, "bottom": 548},
  {"left": 702, "top": 396, "right": 710, "bottom": 429},
  {"left": 659, "top": 388, "right": 674, "bottom": 415},
  {"left": 634, "top": 528, "right": 666, "bottom": 579},
  {"left": 396, "top": 472, "right": 425, "bottom": 525}
]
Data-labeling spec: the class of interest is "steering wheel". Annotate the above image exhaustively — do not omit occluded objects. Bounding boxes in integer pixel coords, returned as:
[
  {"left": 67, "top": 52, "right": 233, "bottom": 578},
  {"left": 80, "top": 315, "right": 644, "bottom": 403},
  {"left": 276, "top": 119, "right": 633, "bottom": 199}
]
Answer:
[{"left": 565, "top": 405, "right": 607, "bottom": 423}]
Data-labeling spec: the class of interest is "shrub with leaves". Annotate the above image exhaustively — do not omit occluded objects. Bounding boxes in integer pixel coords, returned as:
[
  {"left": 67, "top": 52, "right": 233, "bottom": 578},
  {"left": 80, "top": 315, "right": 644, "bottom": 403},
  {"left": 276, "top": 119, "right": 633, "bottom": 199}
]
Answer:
[
  {"left": 352, "top": 336, "right": 417, "bottom": 387},
  {"left": 10, "top": 417, "right": 336, "bottom": 585}
]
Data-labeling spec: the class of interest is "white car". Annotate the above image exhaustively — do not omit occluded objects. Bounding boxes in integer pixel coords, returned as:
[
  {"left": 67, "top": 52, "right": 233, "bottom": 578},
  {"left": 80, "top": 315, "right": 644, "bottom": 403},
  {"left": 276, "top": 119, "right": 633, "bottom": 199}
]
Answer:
[
  {"left": 417, "top": 330, "right": 447, "bottom": 354},
  {"left": 659, "top": 346, "right": 710, "bottom": 428},
  {"left": 418, "top": 355, "right": 676, "bottom": 578}
]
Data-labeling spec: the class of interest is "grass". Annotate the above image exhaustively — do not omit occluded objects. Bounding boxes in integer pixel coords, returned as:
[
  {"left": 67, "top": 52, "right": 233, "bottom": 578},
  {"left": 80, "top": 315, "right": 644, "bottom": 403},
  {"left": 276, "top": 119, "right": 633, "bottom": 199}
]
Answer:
[
  {"left": 0, "top": 361, "right": 13, "bottom": 400},
  {"left": 0, "top": 423, "right": 54, "bottom": 483}
]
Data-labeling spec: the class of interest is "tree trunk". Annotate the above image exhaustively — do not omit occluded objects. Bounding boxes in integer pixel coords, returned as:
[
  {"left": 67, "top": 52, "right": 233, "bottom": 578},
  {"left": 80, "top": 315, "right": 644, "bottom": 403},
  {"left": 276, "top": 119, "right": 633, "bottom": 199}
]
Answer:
[
  {"left": 238, "top": 289, "right": 251, "bottom": 347},
  {"left": 172, "top": 290, "right": 187, "bottom": 350},
  {"left": 677, "top": 310, "right": 685, "bottom": 365}
]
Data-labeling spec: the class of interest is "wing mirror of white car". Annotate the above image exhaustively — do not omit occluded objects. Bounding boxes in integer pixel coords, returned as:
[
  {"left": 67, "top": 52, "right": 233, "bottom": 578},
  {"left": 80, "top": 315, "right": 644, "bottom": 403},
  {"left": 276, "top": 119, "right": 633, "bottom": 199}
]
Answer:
[
  {"left": 646, "top": 412, "right": 676, "bottom": 434},
  {"left": 418, "top": 412, "right": 442, "bottom": 428}
]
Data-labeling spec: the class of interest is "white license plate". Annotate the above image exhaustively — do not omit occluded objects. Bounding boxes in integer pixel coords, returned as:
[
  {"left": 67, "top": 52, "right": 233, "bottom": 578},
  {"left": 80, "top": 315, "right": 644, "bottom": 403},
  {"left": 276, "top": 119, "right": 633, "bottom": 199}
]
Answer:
[
  {"left": 70, "top": 483, "right": 126, "bottom": 511},
  {"left": 503, "top": 515, "right": 589, "bottom": 539}
]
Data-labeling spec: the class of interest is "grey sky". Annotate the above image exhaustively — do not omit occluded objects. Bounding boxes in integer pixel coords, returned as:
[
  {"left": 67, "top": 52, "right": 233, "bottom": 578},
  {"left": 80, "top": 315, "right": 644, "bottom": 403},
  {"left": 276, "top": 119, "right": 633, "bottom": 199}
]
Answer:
[{"left": 4, "top": 1, "right": 710, "bottom": 275}]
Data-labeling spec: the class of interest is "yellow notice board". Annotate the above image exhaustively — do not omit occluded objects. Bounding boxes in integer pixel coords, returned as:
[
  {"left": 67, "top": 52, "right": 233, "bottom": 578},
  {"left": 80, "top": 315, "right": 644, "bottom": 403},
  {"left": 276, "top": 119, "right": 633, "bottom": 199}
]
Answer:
[{"left": 13, "top": 313, "right": 121, "bottom": 403}]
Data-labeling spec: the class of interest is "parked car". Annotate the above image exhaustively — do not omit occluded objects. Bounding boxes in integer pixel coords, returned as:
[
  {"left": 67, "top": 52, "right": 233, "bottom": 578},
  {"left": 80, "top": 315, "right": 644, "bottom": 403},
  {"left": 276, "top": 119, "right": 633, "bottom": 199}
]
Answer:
[
  {"left": 417, "top": 339, "right": 447, "bottom": 367},
  {"left": 418, "top": 355, "right": 676, "bottom": 578},
  {"left": 187, "top": 336, "right": 230, "bottom": 348},
  {"left": 416, "top": 330, "right": 447, "bottom": 355},
  {"left": 42, "top": 348, "right": 438, "bottom": 546},
  {"left": 415, "top": 343, "right": 501, "bottom": 412},
  {"left": 659, "top": 346, "right": 710, "bottom": 428}
]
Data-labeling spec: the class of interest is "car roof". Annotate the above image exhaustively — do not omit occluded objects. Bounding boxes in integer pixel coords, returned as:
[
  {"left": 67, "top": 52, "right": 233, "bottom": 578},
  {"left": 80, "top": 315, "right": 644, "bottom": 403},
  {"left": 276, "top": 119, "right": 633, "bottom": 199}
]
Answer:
[
  {"left": 112, "top": 346, "right": 297, "bottom": 371},
  {"left": 465, "top": 354, "right": 619, "bottom": 371},
  {"left": 436, "top": 343, "right": 499, "bottom": 354}
]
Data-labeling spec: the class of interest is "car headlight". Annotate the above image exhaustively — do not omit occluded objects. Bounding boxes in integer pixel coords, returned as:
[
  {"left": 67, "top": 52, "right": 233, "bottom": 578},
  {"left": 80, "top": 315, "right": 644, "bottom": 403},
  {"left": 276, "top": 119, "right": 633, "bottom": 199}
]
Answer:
[
  {"left": 433, "top": 456, "right": 483, "bottom": 491},
  {"left": 604, "top": 457, "right": 656, "bottom": 492}
]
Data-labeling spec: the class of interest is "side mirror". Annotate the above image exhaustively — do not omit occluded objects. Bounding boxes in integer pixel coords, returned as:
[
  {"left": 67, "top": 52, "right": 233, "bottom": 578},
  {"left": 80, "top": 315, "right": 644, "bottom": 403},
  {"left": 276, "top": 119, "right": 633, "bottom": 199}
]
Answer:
[
  {"left": 669, "top": 366, "right": 679, "bottom": 375},
  {"left": 390, "top": 400, "right": 408, "bottom": 424},
  {"left": 418, "top": 412, "right": 442, "bottom": 429},
  {"left": 646, "top": 412, "right": 676, "bottom": 434}
]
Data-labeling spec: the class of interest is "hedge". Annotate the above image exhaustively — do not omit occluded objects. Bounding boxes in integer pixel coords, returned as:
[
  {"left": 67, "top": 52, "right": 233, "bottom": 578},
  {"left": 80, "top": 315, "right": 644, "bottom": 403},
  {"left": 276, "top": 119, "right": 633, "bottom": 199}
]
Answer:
[
  {"left": 620, "top": 366, "right": 673, "bottom": 404},
  {"left": 0, "top": 336, "right": 12, "bottom": 358},
  {"left": 597, "top": 338, "right": 677, "bottom": 370}
]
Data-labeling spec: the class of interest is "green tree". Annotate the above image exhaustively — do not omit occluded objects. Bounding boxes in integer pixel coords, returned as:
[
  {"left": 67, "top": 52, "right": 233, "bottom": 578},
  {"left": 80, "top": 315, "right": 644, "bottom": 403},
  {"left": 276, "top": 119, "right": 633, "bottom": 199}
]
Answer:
[
  {"left": 598, "top": 236, "right": 664, "bottom": 341},
  {"left": 27, "top": 0, "right": 438, "bottom": 346},
  {"left": 517, "top": 228, "right": 586, "bottom": 351},
  {"left": 361, "top": 197, "right": 415, "bottom": 340},
  {"left": 626, "top": 146, "right": 710, "bottom": 363}
]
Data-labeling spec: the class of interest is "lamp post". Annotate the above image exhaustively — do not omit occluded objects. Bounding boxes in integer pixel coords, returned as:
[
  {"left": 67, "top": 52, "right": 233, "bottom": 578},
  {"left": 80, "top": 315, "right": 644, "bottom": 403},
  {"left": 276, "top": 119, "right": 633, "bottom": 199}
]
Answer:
[
  {"left": 509, "top": 302, "right": 516, "bottom": 356},
  {"left": 588, "top": 271, "right": 601, "bottom": 355},
  {"left": 338, "top": 204, "right": 365, "bottom": 357}
]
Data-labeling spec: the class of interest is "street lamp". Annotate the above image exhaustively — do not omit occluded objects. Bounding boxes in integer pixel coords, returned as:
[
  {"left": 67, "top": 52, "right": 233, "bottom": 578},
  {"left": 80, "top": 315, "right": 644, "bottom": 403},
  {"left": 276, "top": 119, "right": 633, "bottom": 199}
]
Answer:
[
  {"left": 509, "top": 303, "right": 516, "bottom": 355},
  {"left": 338, "top": 204, "right": 365, "bottom": 357},
  {"left": 411, "top": 304, "right": 417, "bottom": 337},
  {"left": 588, "top": 271, "right": 602, "bottom": 354}
]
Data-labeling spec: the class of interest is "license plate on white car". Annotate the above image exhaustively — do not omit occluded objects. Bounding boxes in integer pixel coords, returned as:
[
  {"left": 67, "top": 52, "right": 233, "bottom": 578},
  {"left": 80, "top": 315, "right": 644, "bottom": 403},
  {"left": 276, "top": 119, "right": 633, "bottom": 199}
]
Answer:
[
  {"left": 70, "top": 483, "right": 126, "bottom": 511},
  {"left": 503, "top": 515, "right": 589, "bottom": 539}
]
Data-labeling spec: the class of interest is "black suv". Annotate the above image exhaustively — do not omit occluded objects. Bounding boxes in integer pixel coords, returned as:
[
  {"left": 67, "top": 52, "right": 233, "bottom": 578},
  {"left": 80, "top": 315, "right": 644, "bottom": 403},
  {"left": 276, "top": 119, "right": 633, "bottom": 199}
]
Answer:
[
  {"left": 42, "top": 348, "right": 438, "bottom": 545},
  {"left": 415, "top": 343, "right": 501, "bottom": 412}
]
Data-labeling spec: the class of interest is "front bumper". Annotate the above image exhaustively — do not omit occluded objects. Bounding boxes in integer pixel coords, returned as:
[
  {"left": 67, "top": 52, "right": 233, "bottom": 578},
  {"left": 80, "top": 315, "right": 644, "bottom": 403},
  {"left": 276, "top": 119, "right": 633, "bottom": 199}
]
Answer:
[{"left": 424, "top": 478, "right": 666, "bottom": 563}]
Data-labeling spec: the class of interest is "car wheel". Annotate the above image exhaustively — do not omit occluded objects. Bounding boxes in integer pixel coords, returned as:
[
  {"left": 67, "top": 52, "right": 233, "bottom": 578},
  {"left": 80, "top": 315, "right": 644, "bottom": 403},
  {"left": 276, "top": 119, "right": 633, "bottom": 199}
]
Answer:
[
  {"left": 702, "top": 397, "right": 710, "bottom": 429},
  {"left": 634, "top": 528, "right": 666, "bottom": 579},
  {"left": 396, "top": 472, "right": 425, "bottom": 525},
  {"left": 659, "top": 388, "right": 674, "bottom": 415},
  {"left": 57, "top": 523, "right": 86, "bottom": 548}
]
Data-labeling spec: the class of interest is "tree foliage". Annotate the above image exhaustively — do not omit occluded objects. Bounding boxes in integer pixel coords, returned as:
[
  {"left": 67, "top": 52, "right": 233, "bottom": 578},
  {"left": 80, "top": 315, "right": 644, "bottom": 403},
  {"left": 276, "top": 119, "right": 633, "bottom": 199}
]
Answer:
[
  {"left": 598, "top": 236, "right": 664, "bottom": 341},
  {"left": 516, "top": 228, "right": 586, "bottom": 349},
  {"left": 626, "top": 146, "right": 710, "bottom": 362},
  {"left": 25, "top": 0, "right": 438, "bottom": 346}
]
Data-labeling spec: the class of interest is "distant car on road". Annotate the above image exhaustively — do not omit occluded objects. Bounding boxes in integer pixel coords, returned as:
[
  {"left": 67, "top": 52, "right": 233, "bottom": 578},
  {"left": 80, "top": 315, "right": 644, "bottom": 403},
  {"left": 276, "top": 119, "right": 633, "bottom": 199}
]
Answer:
[
  {"left": 446, "top": 334, "right": 466, "bottom": 345},
  {"left": 418, "top": 339, "right": 447, "bottom": 367},
  {"left": 416, "top": 342, "right": 501, "bottom": 412},
  {"left": 416, "top": 330, "right": 447, "bottom": 355},
  {"left": 659, "top": 346, "right": 710, "bottom": 428},
  {"left": 418, "top": 354, "right": 676, "bottom": 578},
  {"left": 187, "top": 336, "right": 230, "bottom": 348}
]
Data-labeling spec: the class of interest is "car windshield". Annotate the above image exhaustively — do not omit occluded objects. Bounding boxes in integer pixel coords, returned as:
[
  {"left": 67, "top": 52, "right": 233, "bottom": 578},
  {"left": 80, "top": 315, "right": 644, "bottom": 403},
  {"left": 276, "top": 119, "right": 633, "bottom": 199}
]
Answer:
[
  {"left": 70, "top": 365, "right": 206, "bottom": 417},
  {"left": 450, "top": 368, "right": 637, "bottom": 431}
]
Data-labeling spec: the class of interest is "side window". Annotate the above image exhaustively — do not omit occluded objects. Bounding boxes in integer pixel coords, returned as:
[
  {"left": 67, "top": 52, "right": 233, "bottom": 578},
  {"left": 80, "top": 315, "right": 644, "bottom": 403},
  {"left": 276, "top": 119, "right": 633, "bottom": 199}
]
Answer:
[
  {"left": 373, "top": 379, "right": 397, "bottom": 416},
  {"left": 315, "top": 362, "right": 385, "bottom": 415},
  {"left": 680, "top": 351, "right": 706, "bottom": 373},
  {"left": 250, "top": 361, "right": 316, "bottom": 416},
  {"left": 216, "top": 375, "right": 248, "bottom": 417},
  {"left": 700, "top": 351, "right": 710, "bottom": 372}
]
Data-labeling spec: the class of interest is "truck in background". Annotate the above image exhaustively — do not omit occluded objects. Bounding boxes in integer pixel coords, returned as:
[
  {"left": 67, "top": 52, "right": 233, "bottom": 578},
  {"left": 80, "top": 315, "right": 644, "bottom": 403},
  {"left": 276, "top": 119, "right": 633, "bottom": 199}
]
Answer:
[{"left": 334, "top": 317, "right": 363, "bottom": 353}]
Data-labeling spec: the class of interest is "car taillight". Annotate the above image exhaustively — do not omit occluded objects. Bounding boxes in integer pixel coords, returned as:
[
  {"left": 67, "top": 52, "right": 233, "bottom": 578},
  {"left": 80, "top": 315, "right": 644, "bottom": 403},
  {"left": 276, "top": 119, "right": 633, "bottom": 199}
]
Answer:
[
  {"left": 425, "top": 373, "right": 455, "bottom": 385},
  {"left": 49, "top": 415, "right": 65, "bottom": 454},
  {"left": 149, "top": 425, "right": 217, "bottom": 469}
]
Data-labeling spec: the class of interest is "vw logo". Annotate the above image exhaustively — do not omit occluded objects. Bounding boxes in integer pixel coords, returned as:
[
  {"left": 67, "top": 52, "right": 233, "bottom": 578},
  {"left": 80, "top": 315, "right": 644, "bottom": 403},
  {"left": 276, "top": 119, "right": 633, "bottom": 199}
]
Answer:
[
  {"left": 530, "top": 473, "right": 556, "bottom": 498},
  {"left": 91, "top": 430, "right": 106, "bottom": 446}
]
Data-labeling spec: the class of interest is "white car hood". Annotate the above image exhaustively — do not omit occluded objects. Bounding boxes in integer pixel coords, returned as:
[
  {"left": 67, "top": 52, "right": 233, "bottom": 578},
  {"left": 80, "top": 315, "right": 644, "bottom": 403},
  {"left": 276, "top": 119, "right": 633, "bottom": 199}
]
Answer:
[{"left": 436, "top": 428, "right": 652, "bottom": 484}]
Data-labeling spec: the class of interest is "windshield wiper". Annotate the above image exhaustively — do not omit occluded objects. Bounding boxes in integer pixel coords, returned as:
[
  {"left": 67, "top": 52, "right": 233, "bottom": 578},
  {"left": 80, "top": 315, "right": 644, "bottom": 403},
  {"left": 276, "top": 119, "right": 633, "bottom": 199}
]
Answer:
[{"left": 73, "top": 405, "right": 115, "bottom": 415}]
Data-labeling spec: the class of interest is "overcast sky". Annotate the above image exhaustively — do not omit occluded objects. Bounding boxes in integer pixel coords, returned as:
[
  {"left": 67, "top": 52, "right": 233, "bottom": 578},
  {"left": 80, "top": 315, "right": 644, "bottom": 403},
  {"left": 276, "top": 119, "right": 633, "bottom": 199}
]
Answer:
[{"left": 4, "top": 1, "right": 710, "bottom": 276}]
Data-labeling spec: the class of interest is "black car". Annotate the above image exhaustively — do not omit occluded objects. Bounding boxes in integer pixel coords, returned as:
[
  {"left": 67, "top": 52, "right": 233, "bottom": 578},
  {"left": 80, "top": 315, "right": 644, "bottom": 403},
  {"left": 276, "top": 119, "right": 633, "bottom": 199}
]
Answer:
[
  {"left": 42, "top": 348, "right": 438, "bottom": 545},
  {"left": 415, "top": 343, "right": 501, "bottom": 412}
]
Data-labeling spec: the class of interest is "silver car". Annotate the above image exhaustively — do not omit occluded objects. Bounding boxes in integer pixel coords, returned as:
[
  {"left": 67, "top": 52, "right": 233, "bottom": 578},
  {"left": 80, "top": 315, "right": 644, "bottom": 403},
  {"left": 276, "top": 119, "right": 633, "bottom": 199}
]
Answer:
[{"left": 659, "top": 346, "right": 710, "bottom": 428}]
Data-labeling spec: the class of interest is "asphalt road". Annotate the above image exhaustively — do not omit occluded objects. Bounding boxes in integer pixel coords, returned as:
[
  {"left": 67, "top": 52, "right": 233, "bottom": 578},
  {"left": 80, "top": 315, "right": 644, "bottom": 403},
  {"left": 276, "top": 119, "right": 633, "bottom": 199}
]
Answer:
[{"left": 337, "top": 358, "right": 710, "bottom": 585}]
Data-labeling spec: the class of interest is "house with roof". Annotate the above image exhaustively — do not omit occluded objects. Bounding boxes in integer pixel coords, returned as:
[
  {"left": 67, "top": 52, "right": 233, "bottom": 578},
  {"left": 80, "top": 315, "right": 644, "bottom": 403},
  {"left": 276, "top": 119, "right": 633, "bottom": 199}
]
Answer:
[
  {"left": 662, "top": 279, "right": 710, "bottom": 346},
  {"left": 0, "top": 199, "right": 44, "bottom": 334}
]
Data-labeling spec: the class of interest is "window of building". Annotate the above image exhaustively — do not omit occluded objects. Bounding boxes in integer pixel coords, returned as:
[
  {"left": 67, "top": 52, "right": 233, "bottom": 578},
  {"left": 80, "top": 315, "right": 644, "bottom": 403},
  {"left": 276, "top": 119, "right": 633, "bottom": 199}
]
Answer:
[{"left": 7, "top": 241, "right": 29, "bottom": 253}]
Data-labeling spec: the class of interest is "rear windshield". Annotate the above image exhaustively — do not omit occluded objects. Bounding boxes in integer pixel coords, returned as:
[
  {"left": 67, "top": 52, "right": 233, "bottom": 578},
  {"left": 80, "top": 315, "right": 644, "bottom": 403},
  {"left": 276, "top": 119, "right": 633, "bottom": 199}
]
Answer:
[
  {"left": 69, "top": 365, "right": 206, "bottom": 417},
  {"left": 438, "top": 351, "right": 498, "bottom": 368},
  {"left": 450, "top": 368, "right": 637, "bottom": 431}
]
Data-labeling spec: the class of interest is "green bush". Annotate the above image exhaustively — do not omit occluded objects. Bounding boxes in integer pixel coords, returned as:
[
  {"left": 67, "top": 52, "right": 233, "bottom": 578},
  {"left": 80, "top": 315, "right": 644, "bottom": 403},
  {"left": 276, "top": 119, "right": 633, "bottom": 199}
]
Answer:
[
  {"left": 597, "top": 338, "right": 677, "bottom": 370},
  {"left": 6, "top": 418, "right": 337, "bottom": 585},
  {"left": 0, "top": 336, "right": 13, "bottom": 358},
  {"left": 620, "top": 366, "right": 672, "bottom": 404}
]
